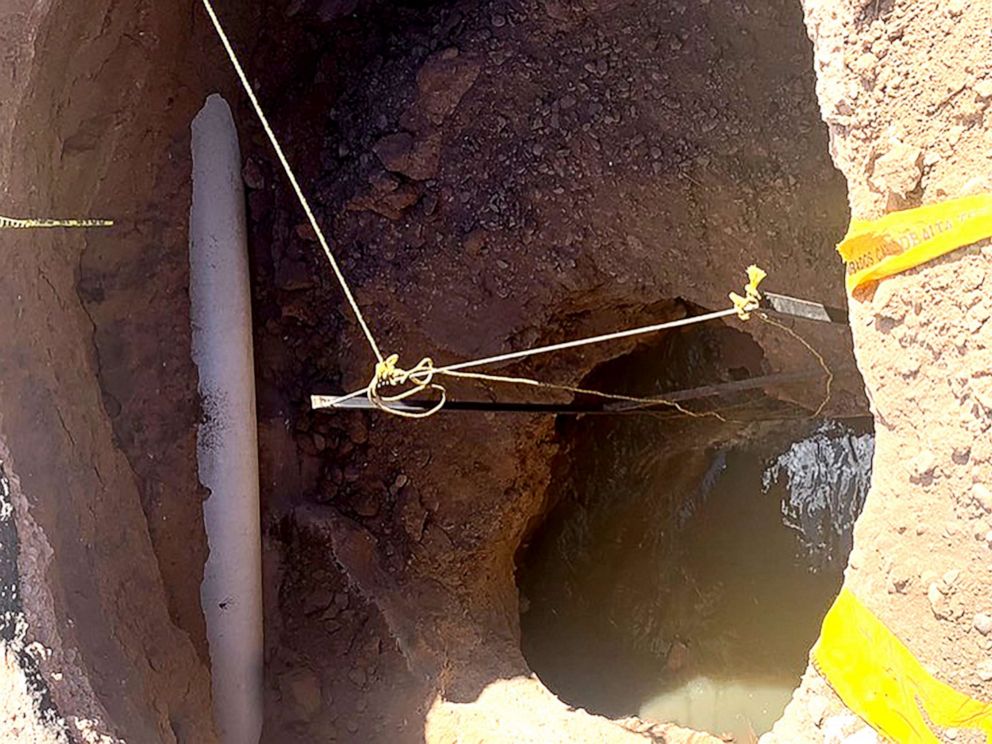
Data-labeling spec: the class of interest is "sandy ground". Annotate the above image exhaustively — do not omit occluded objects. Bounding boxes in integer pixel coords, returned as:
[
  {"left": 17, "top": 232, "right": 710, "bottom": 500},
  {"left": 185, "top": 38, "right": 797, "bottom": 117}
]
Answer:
[{"left": 767, "top": 1, "right": 992, "bottom": 742}]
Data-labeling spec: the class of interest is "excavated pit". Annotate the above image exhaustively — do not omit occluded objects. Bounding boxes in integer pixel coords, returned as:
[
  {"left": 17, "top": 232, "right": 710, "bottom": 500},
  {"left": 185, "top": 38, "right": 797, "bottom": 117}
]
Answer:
[
  {"left": 0, "top": 0, "right": 879, "bottom": 741},
  {"left": 517, "top": 325, "right": 874, "bottom": 739}
]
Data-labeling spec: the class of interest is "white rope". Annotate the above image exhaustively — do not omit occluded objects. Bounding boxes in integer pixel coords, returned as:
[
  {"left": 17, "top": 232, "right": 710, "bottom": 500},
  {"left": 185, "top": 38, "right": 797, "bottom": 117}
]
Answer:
[
  {"left": 200, "top": 0, "right": 384, "bottom": 364},
  {"left": 438, "top": 307, "right": 739, "bottom": 374}
]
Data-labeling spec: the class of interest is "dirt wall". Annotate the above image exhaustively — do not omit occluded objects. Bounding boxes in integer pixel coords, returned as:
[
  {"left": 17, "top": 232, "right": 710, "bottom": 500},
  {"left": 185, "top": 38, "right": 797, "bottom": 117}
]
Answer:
[
  {"left": 0, "top": 0, "right": 225, "bottom": 740},
  {"left": 768, "top": 1, "right": 992, "bottom": 741}
]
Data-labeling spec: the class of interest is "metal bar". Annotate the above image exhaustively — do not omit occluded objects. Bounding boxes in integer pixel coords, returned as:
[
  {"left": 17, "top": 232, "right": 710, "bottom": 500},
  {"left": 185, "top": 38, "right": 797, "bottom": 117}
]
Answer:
[
  {"left": 760, "top": 292, "right": 849, "bottom": 324},
  {"left": 315, "top": 369, "right": 820, "bottom": 415},
  {"left": 603, "top": 370, "right": 812, "bottom": 411}
]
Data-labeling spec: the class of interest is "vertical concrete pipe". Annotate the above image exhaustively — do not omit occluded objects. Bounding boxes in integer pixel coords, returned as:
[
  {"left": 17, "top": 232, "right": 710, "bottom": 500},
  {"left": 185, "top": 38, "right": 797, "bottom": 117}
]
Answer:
[{"left": 189, "top": 93, "right": 263, "bottom": 744}]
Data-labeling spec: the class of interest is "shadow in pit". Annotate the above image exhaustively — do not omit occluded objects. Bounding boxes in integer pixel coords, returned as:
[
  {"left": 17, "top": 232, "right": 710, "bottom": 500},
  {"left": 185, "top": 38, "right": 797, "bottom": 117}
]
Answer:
[{"left": 515, "top": 320, "right": 873, "bottom": 740}]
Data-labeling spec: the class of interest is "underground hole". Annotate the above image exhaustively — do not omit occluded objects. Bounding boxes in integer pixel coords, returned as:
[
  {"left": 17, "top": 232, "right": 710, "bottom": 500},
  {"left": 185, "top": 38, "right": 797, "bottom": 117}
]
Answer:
[
  {"left": 239, "top": 0, "right": 864, "bottom": 737},
  {"left": 517, "top": 324, "right": 873, "bottom": 741}
]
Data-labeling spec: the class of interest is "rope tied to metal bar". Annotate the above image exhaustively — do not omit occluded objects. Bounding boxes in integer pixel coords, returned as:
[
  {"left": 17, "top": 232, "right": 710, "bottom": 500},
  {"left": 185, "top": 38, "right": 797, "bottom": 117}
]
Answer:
[
  {"left": 368, "top": 355, "right": 447, "bottom": 419},
  {"left": 354, "top": 267, "right": 767, "bottom": 418}
]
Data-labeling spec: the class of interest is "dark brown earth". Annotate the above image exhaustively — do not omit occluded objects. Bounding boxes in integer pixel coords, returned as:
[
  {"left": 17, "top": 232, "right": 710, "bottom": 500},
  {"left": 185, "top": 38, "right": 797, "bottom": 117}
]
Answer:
[{"left": 240, "top": 0, "right": 865, "bottom": 740}]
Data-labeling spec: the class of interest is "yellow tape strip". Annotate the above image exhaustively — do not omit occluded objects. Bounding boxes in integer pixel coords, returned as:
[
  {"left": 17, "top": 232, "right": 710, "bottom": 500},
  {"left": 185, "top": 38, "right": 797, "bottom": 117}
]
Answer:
[
  {"left": 0, "top": 214, "right": 113, "bottom": 229},
  {"left": 813, "top": 588, "right": 992, "bottom": 743},
  {"left": 838, "top": 193, "right": 992, "bottom": 292}
]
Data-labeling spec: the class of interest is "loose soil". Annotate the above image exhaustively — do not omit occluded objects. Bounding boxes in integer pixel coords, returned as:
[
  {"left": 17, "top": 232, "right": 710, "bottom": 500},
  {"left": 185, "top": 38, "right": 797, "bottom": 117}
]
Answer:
[
  {"left": 767, "top": 2, "right": 992, "bottom": 742},
  {"left": 240, "top": 0, "right": 861, "bottom": 741}
]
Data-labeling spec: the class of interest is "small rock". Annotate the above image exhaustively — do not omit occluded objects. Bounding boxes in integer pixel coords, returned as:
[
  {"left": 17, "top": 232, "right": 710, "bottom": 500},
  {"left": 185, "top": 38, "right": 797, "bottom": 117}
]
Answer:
[
  {"left": 399, "top": 489, "right": 427, "bottom": 541},
  {"left": 304, "top": 588, "right": 334, "bottom": 615},
  {"left": 869, "top": 140, "right": 923, "bottom": 199},
  {"left": 295, "top": 223, "right": 318, "bottom": 242},
  {"left": 887, "top": 573, "right": 911, "bottom": 594},
  {"left": 664, "top": 641, "right": 689, "bottom": 674},
  {"left": 974, "top": 484, "right": 992, "bottom": 513},
  {"left": 929, "top": 582, "right": 950, "bottom": 619},
  {"left": 974, "top": 613, "right": 992, "bottom": 636},
  {"left": 909, "top": 450, "right": 936, "bottom": 483},
  {"left": 463, "top": 229, "right": 487, "bottom": 255},
  {"left": 348, "top": 667, "right": 367, "bottom": 688},
  {"left": 368, "top": 170, "right": 400, "bottom": 193},
  {"left": 414, "top": 49, "right": 481, "bottom": 124},
  {"left": 977, "top": 660, "right": 992, "bottom": 682},
  {"left": 807, "top": 696, "right": 828, "bottom": 727},
  {"left": 953, "top": 446, "right": 972, "bottom": 464},
  {"left": 626, "top": 234, "right": 645, "bottom": 252},
  {"left": 943, "top": 569, "right": 961, "bottom": 589},
  {"left": 241, "top": 158, "right": 265, "bottom": 190},
  {"left": 373, "top": 131, "right": 441, "bottom": 181},
  {"left": 976, "top": 79, "right": 992, "bottom": 99},
  {"left": 281, "top": 667, "right": 323, "bottom": 721},
  {"left": 343, "top": 463, "right": 361, "bottom": 483}
]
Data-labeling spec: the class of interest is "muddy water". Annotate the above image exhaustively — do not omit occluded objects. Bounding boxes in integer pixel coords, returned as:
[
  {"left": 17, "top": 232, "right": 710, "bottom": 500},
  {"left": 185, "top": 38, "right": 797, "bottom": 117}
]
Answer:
[{"left": 519, "top": 416, "right": 872, "bottom": 740}]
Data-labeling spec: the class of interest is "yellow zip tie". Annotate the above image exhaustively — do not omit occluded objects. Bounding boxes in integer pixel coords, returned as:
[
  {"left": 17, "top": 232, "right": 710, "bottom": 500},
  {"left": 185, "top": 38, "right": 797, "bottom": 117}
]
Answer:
[
  {"left": 813, "top": 588, "right": 992, "bottom": 743},
  {"left": 839, "top": 193, "right": 992, "bottom": 292},
  {"left": 729, "top": 264, "right": 767, "bottom": 320},
  {"left": 0, "top": 215, "right": 113, "bottom": 229}
]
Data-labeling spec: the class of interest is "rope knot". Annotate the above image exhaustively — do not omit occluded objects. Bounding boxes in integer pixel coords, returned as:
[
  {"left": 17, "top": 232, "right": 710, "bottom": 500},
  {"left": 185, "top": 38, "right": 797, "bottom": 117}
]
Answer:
[
  {"left": 730, "top": 264, "right": 767, "bottom": 320},
  {"left": 368, "top": 354, "right": 446, "bottom": 418}
]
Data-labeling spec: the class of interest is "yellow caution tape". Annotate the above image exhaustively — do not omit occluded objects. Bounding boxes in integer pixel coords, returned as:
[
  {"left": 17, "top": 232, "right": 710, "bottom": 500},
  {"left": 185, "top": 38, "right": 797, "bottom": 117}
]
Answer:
[
  {"left": 838, "top": 193, "right": 992, "bottom": 292},
  {"left": 813, "top": 588, "right": 992, "bottom": 743}
]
